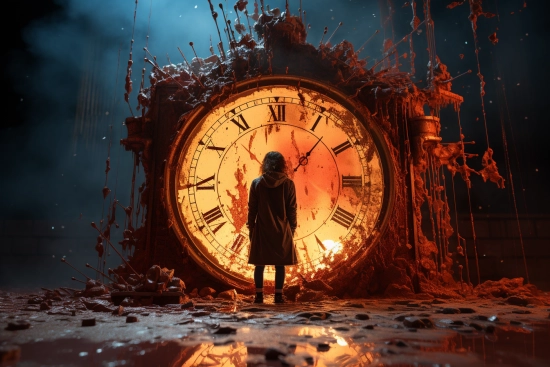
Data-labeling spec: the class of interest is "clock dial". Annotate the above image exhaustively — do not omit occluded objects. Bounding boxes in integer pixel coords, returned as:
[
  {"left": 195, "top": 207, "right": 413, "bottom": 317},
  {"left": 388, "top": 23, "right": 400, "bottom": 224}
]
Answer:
[{"left": 167, "top": 78, "right": 393, "bottom": 287}]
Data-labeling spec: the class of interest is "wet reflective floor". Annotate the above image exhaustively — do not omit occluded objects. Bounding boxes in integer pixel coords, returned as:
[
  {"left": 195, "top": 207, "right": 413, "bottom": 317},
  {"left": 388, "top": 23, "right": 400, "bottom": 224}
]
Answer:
[{"left": 1, "top": 293, "right": 549, "bottom": 366}]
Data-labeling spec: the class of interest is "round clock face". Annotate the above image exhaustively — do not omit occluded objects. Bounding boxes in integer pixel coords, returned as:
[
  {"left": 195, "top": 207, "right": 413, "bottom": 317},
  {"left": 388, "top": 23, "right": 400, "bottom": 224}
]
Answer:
[{"left": 166, "top": 77, "right": 393, "bottom": 288}]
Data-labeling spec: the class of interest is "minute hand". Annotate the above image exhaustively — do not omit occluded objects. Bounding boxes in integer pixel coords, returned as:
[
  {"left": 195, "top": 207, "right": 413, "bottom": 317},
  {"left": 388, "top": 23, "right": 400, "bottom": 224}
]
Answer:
[{"left": 294, "top": 136, "right": 323, "bottom": 172}]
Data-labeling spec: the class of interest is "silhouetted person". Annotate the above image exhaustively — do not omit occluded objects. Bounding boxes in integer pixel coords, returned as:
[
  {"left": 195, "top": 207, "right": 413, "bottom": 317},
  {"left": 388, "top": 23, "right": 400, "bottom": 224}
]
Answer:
[{"left": 247, "top": 151, "right": 297, "bottom": 304}]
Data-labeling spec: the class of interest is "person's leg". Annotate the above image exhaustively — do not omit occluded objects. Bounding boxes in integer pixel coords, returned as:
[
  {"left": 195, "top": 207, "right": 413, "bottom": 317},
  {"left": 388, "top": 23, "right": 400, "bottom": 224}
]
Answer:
[
  {"left": 254, "top": 265, "right": 265, "bottom": 303},
  {"left": 274, "top": 266, "right": 285, "bottom": 303}
]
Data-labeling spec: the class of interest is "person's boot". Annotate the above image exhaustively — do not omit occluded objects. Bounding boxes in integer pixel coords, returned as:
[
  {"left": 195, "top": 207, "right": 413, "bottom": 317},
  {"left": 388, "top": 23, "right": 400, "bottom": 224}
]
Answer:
[
  {"left": 274, "top": 293, "right": 284, "bottom": 304},
  {"left": 253, "top": 292, "right": 263, "bottom": 304}
]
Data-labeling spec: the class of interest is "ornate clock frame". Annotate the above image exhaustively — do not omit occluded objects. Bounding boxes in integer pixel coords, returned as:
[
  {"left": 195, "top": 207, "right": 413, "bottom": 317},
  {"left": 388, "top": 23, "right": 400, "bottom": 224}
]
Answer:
[
  {"left": 122, "top": 12, "right": 463, "bottom": 296},
  {"left": 164, "top": 76, "right": 395, "bottom": 289}
]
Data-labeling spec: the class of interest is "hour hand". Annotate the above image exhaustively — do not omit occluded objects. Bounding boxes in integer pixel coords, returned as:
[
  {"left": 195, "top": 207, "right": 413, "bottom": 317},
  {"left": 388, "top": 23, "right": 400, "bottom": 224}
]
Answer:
[{"left": 294, "top": 136, "right": 323, "bottom": 172}]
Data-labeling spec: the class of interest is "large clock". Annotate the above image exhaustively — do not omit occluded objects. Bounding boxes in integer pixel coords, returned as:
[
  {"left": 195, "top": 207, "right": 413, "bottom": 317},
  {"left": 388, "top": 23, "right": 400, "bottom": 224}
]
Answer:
[{"left": 165, "top": 76, "right": 394, "bottom": 289}]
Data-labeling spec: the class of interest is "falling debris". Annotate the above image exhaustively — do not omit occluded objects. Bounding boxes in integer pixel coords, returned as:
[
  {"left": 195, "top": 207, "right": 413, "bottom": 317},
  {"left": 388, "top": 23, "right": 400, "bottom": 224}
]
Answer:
[
  {"left": 488, "top": 32, "right": 498, "bottom": 45},
  {"left": 479, "top": 148, "right": 505, "bottom": 188},
  {"left": 447, "top": 1, "right": 465, "bottom": 9}
]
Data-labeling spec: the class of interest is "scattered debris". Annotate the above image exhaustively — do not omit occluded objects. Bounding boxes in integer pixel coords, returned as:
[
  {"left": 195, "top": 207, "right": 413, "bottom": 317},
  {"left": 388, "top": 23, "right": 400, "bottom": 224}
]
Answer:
[
  {"left": 355, "top": 313, "right": 370, "bottom": 320},
  {"left": 265, "top": 348, "right": 286, "bottom": 360},
  {"left": 199, "top": 287, "right": 217, "bottom": 298},
  {"left": 488, "top": 32, "right": 498, "bottom": 45},
  {"left": 81, "top": 318, "right": 96, "bottom": 327},
  {"left": 403, "top": 317, "right": 434, "bottom": 329},
  {"left": 213, "top": 327, "right": 237, "bottom": 335},
  {"left": 5, "top": 320, "right": 31, "bottom": 331},
  {"left": 126, "top": 315, "right": 139, "bottom": 323},
  {"left": 218, "top": 289, "right": 237, "bottom": 300}
]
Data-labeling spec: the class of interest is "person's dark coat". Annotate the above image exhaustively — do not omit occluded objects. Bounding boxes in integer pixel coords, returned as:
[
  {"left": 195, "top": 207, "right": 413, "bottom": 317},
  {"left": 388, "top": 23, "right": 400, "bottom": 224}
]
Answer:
[{"left": 247, "top": 171, "right": 297, "bottom": 266}]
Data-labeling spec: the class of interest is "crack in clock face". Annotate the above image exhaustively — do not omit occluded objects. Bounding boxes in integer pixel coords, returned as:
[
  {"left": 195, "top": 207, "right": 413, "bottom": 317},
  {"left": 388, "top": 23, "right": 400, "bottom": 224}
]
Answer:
[{"left": 172, "top": 85, "right": 386, "bottom": 285}]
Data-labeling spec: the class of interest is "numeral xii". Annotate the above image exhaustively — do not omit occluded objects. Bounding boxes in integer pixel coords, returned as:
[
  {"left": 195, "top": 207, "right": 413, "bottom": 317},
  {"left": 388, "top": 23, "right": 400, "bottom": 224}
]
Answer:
[{"left": 268, "top": 104, "right": 286, "bottom": 121}]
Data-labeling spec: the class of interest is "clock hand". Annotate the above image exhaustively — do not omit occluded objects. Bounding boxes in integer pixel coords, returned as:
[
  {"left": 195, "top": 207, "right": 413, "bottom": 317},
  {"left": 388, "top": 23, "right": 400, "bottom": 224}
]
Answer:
[
  {"left": 294, "top": 136, "right": 323, "bottom": 172},
  {"left": 305, "top": 135, "right": 323, "bottom": 157},
  {"left": 240, "top": 143, "right": 262, "bottom": 166}
]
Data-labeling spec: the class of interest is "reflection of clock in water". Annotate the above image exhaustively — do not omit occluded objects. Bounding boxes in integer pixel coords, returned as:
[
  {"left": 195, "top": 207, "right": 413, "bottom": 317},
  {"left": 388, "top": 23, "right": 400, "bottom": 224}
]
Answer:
[{"left": 165, "top": 76, "right": 394, "bottom": 288}]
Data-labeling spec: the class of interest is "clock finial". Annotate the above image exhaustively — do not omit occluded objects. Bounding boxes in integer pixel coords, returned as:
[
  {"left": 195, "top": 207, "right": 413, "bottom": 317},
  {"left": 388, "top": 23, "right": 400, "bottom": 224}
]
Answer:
[
  {"left": 325, "top": 22, "right": 343, "bottom": 46},
  {"left": 319, "top": 26, "right": 328, "bottom": 47},
  {"left": 244, "top": 9, "right": 255, "bottom": 40},
  {"left": 206, "top": 0, "right": 226, "bottom": 60},
  {"left": 176, "top": 46, "right": 192, "bottom": 70},
  {"left": 219, "top": 3, "right": 235, "bottom": 50},
  {"left": 189, "top": 42, "right": 203, "bottom": 66}
]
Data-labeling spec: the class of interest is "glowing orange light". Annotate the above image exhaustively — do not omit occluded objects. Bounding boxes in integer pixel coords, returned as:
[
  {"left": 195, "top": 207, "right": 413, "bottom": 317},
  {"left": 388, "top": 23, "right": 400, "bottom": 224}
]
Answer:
[{"left": 165, "top": 77, "right": 392, "bottom": 288}]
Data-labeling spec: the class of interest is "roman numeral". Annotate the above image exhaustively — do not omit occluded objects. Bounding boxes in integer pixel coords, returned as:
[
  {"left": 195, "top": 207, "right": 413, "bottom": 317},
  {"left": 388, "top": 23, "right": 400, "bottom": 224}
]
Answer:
[
  {"left": 310, "top": 115, "right": 323, "bottom": 132},
  {"left": 195, "top": 175, "right": 215, "bottom": 190},
  {"left": 206, "top": 145, "right": 225, "bottom": 152},
  {"left": 331, "top": 206, "right": 355, "bottom": 229},
  {"left": 198, "top": 221, "right": 226, "bottom": 234},
  {"left": 209, "top": 221, "right": 226, "bottom": 234},
  {"left": 314, "top": 235, "right": 327, "bottom": 251},
  {"left": 199, "top": 206, "right": 226, "bottom": 234},
  {"left": 199, "top": 140, "right": 225, "bottom": 156},
  {"left": 202, "top": 206, "right": 224, "bottom": 225},
  {"left": 332, "top": 140, "right": 352, "bottom": 156},
  {"left": 230, "top": 114, "right": 250, "bottom": 133},
  {"left": 230, "top": 234, "right": 246, "bottom": 253},
  {"left": 342, "top": 175, "right": 362, "bottom": 187},
  {"left": 268, "top": 104, "right": 286, "bottom": 122}
]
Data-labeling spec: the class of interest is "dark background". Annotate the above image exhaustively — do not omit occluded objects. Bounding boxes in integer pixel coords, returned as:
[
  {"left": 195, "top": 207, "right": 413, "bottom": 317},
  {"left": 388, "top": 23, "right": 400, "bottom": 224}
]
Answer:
[{"left": 0, "top": 0, "right": 548, "bottom": 289}]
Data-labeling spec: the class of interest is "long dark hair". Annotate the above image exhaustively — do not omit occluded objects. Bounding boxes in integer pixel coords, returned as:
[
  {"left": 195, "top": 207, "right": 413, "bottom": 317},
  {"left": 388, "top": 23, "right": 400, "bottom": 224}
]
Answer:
[{"left": 262, "top": 151, "right": 287, "bottom": 174}]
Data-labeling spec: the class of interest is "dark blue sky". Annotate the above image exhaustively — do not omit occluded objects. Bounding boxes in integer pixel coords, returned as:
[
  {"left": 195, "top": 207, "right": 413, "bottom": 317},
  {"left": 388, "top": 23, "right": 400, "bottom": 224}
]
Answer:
[{"left": 1, "top": 0, "right": 549, "bottom": 222}]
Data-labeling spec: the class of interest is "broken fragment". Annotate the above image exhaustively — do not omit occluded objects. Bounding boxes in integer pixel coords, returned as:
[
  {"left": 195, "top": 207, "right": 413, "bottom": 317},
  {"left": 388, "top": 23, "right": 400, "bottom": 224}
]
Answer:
[
  {"left": 447, "top": 1, "right": 465, "bottom": 9},
  {"left": 81, "top": 318, "right": 96, "bottom": 327},
  {"left": 126, "top": 315, "right": 139, "bottom": 323},
  {"left": 199, "top": 287, "right": 217, "bottom": 297},
  {"left": 479, "top": 148, "right": 505, "bottom": 188},
  {"left": 488, "top": 32, "right": 498, "bottom": 45},
  {"left": 5, "top": 320, "right": 31, "bottom": 331},
  {"left": 217, "top": 289, "right": 237, "bottom": 300}
]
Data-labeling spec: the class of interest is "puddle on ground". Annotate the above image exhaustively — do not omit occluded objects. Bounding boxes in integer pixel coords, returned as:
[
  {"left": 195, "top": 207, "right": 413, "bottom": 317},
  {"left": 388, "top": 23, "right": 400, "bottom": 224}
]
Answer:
[{"left": 6, "top": 322, "right": 549, "bottom": 367}]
